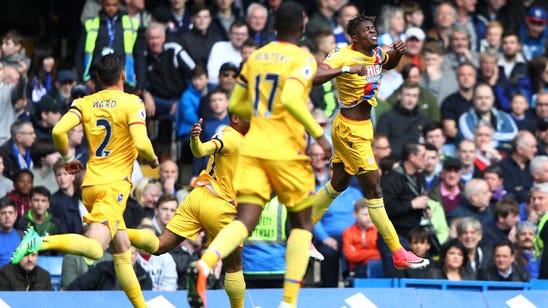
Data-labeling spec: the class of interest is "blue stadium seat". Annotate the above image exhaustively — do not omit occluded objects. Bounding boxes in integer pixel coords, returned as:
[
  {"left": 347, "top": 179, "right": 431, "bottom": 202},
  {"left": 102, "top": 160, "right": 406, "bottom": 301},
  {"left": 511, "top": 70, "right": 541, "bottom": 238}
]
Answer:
[
  {"left": 36, "top": 256, "right": 63, "bottom": 290},
  {"left": 366, "top": 259, "right": 385, "bottom": 278},
  {"left": 353, "top": 278, "right": 398, "bottom": 288},
  {"left": 529, "top": 279, "right": 548, "bottom": 290}
]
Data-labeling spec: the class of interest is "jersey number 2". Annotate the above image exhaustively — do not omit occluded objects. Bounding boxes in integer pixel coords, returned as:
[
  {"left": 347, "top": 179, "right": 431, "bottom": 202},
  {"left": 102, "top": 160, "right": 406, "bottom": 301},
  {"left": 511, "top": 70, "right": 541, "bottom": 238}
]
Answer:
[
  {"left": 95, "top": 119, "right": 112, "bottom": 157},
  {"left": 253, "top": 73, "right": 279, "bottom": 117}
]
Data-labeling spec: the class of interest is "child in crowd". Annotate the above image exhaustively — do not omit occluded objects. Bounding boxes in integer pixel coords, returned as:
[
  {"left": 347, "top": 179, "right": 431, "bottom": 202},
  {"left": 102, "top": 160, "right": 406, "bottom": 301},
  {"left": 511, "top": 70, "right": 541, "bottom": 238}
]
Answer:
[
  {"left": 6, "top": 169, "right": 33, "bottom": 220},
  {"left": 50, "top": 159, "right": 85, "bottom": 234},
  {"left": 480, "top": 21, "right": 504, "bottom": 53},
  {"left": 342, "top": 199, "right": 381, "bottom": 279},
  {"left": 403, "top": 227, "right": 435, "bottom": 278},
  {"left": 509, "top": 93, "right": 535, "bottom": 131},
  {"left": 0, "top": 29, "right": 31, "bottom": 69},
  {"left": 16, "top": 186, "right": 63, "bottom": 237},
  {"left": 483, "top": 165, "right": 508, "bottom": 203}
]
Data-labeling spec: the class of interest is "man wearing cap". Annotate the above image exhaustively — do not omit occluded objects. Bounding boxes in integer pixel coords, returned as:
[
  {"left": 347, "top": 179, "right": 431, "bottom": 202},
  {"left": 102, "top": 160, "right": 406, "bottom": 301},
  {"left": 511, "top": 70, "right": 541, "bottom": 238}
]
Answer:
[
  {"left": 48, "top": 70, "right": 77, "bottom": 108},
  {"left": 33, "top": 96, "right": 63, "bottom": 142},
  {"left": 520, "top": 6, "right": 548, "bottom": 60},
  {"left": 198, "top": 62, "right": 239, "bottom": 119},
  {"left": 396, "top": 27, "right": 425, "bottom": 72},
  {"left": 428, "top": 157, "right": 464, "bottom": 216}
]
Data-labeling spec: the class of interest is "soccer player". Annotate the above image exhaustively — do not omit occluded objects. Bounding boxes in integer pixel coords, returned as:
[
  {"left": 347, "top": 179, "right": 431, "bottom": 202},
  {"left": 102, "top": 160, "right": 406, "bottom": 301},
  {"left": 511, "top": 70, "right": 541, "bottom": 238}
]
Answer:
[
  {"left": 311, "top": 14, "right": 429, "bottom": 269},
  {"left": 126, "top": 114, "right": 249, "bottom": 308},
  {"left": 187, "top": 2, "right": 332, "bottom": 308},
  {"left": 11, "top": 54, "right": 159, "bottom": 308}
]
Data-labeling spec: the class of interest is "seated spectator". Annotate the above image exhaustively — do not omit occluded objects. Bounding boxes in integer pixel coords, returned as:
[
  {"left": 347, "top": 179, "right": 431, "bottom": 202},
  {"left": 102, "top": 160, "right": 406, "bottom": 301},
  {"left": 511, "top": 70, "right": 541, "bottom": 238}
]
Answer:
[
  {"left": 458, "top": 83, "right": 518, "bottom": 149},
  {"left": 6, "top": 169, "right": 33, "bottom": 221},
  {"left": 180, "top": 4, "right": 224, "bottom": 66},
  {"left": 420, "top": 42, "right": 458, "bottom": 106},
  {"left": 16, "top": 186, "right": 63, "bottom": 237},
  {"left": 530, "top": 155, "right": 548, "bottom": 185},
  {"left": 478, "top": 239, "right": 530, "bottom": 282},
  {"left": 246, "top": 2, "right": 275, "bottom": 48},
  {"left": 482, "top": 199, "right": 520, "bottom": 248},
  {"left": 0, "top": 156, "right": 13, "bottom": 198},
  {"left": 134, "top": 219, "right": 178, "bottom": 291},
  {"left": 457, "top": 217, "right": 493, "bottom": 276},
  {"left": 48, "top": 69, "right": 77, "bottom": 108},
  {"left": 428, "top": 157, "right": 464, "bottom": 216},
  {"left": 0, "top": 197, "right": 21, "bottom": 267},
  {"left": 423, "top": 121, "right": 455, "bottom": 161},
  {"left": 123, "top": 177, "right": 162, "bottom": 228},
  {"left": 401, "top": 227, "right": 434, "bottom": 278},
  {"left": 0, "top": 121, "right": 36, "bottom": 181},
  {"left": 30, "top": 140, "right": 59, "bottom": 193},
  {"left": 207, "top": 20, "right": 248, "bottom": 86},
  {"left": 424, "top": 143, "right": 441, "bottom": 190},
  {"left": 483, "top": 165, "right": 509, "bottom": 203},
  {"left": 514, "top": 221, "right": 540, "bottom": 279},
  {"left": 457, "top": 139, "right": 483, "bottom": 183},
  {"left": 448, "top": 179, "right": 493, "bottom": 226},
  {"left": 428, "top": 238, "right": 475, "bottom": 281},
  {"left": 151, "top": 194, "right": 178, "bottom": 235},
  {"left": 510, "top": 93, "right": 536, "bottom": 132},
  {"left": 342, "top": 199, "right": 381, "bottom": 279},
  {"left": 66, "top": 247, "right": 152, "bottom": 291},
  {"left": 474, "top": 121, "right": 504, "bottom": 172},
  {"left": 50, "top": 159, "right": 85, "bottom": 234},
  {"left": 159, "top": 159, "right": 188, "bottom": 202},
  {"left": 537, "top": 120, "right": 548, "bottom": 156},
  {"left": 0, "top": 29, "right": 31, "bottom": 70},
  {"left": 0, "top": 252, "right": 52, "bottom": 291},
  {"left": 33, "top": 95, "right": 63, "bottom": 142}
]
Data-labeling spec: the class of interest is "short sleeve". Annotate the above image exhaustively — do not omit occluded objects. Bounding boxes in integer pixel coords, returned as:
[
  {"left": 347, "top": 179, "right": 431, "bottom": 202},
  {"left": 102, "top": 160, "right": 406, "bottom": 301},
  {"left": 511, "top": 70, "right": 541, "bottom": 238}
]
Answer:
[
  {"left": 288, "top": 54, "right": 317, "bottom": 86},
  {"left": 323, "top": 48, "right": 344, "bottom": 69}
]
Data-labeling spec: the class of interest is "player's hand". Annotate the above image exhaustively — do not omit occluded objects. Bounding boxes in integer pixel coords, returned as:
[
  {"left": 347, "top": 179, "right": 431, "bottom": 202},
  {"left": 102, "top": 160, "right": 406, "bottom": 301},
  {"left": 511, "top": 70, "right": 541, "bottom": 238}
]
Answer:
[
  {"left": 316, "top": 135, "right": 332, "bottom": 163},
  {"left": 349, "top": 65, "right": 366, "bottom": 76},
  {"left": 149, "top": 156, "right": 160, "bottom": 169},
  {"left": 65, "top": 159, "right": 84, "bottom": 175},
  {"left": 391, "top": 39, "right": 407, "bottom": 55},
  {"left": 190, "top": 118, "right": 203, "bottom": 139}
]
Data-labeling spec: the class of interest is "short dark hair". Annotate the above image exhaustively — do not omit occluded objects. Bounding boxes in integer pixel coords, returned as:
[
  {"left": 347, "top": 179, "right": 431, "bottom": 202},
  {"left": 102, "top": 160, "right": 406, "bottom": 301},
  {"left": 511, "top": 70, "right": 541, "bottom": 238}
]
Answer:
[
  {"left": 347, "top": 13, "right": 376, "bottom": 37},
  {"left": 0, "top": 196, "right": 16, "bottom": 211},
  {"left": 30, "top": 186, "right": 51, "bottom": 201},
  {"left": 494, "top": 199, "right": 520, "bottom": 219},
  {"left": 408, "top": 227, "right": 431, "bottom": 243},
  {"left": 155, "top": 194, "right": 178, "bottom": 208},
  {"left": 209, "top": 87, "right": 228, "bottom": 100},
  {"left": 423, "top": 142, "right": 438, "bottom": 152},
  {"left": 483, "top": 164, "right": 503, "bottom": 179},
  {"left": 191, "top": 63, "right": 208, "bottom": 78},
  {"left": 14, "top": 169, "right": 34, "bottom": 182},
  {"left": 422, "top": 121, "right": 443, "bottom": 138},
  {"left": 96, "top": 54, "right": 123, "bottom": 86},
  {"left": 401, "top": 63, "right": 420, "bottom": 80},
  {"left": 401, "top": 142, "right": 423, "bottom": 161},
  {"left": 274, "top": 1, "right": 305, "bottom": 36},
  {"left": 31, "top": 140, "right": 57, "bottom": 168},
  {"left": 494, "top": 238, "right": 515, "bottom": 255}
]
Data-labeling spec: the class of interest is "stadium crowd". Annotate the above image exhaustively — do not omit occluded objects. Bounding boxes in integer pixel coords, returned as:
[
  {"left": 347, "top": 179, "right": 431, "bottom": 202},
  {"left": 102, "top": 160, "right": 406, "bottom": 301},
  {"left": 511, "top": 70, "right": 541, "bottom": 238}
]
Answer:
[{"left": 1, "top": 0, "right": 548, "bottom": 293}]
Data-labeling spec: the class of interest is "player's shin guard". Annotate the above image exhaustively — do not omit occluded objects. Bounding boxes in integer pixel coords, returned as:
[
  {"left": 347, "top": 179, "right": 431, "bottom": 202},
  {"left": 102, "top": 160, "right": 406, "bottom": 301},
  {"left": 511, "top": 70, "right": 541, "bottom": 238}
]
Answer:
[
  {"left": 201, "top": 220, "right": 249, "bottom": 268},
  {"left": 366, "top": 198, "right": 402, "bottom": 252},
  {"left": 113, "top": 249, "right": 146, "bottom": 308},
  {"left": 224, "top": 271, "right": 245, "bottom": 308},
  {"left": 127, "top": 228, "right": 159, "bottom": 254},
  {"left": 311, "top": 182, "right": 340, "bottom": 225},
  {"left": 283, "top": 228, "right": 312, "bottom": 306},
  {"left": 41, "top": 234, "right": 104, "bottom": 259}
]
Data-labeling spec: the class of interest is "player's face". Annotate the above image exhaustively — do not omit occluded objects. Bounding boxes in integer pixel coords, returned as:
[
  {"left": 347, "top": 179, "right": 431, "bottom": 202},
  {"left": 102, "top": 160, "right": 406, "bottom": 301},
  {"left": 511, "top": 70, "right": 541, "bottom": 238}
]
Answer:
[
  {"left": 156, "top": 201, "right": 177, "bottom": 225},
  {"left": 351, "top": 20, "right": 378, "bottom": 50},
  {"left": 30, "top": 194, "right": 49, "bottom": 216}
]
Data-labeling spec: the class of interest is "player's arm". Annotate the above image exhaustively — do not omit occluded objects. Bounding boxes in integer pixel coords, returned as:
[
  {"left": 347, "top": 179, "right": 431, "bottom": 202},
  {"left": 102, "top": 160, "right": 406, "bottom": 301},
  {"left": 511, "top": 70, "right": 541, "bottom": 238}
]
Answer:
[
  {"left": 281, "top": 78, "right": 324, "bottom": 139},
  {"left": 228, "top": 78, "right": 251, "bottom": 120},
  {"left": 52, "top": 110, "right": 81, "bottom": 158},
  {"left": 189, "top": 118, "right": 222, "bottom": 157},
  {"left": 382, "top": 39, "right": 407, "bottom": 70},
  {"left": 313, "top": 63, "right": 365, "bottom": 85},
  {"left": 129, "top": 123, "right": 158, "bottom": 166}
]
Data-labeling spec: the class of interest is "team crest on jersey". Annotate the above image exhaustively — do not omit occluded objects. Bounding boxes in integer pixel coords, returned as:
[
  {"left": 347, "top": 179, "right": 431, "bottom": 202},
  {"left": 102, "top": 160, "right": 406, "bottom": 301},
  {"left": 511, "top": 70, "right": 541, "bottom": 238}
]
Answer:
[
  {"left": 325, "top": 53, "right": 335, "bottom": 60},
  {"left": 117, "top": 193, "right": 124, "bottom": 202},
  {"left": 137, "top": 108, "right": 146, "bottom": 120},
  {"left": 301, "top": 65, "right": 313, "bottom": 80}
]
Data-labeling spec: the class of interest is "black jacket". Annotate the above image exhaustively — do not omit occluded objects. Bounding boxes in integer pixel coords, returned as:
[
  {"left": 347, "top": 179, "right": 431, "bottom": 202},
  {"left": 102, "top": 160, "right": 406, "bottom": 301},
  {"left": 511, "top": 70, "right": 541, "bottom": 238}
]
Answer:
[
  {"left": 66, "top": 260, "right": 152, "bottom": 291},
  {"left": 0, "top": 263, "right": 53, "bottom": 291},
  {"left": 0, "top": 139, "right": 22, "bottom": 181},
  {"left": 478, "top": 264, "right": 530, "bottom": 282}
]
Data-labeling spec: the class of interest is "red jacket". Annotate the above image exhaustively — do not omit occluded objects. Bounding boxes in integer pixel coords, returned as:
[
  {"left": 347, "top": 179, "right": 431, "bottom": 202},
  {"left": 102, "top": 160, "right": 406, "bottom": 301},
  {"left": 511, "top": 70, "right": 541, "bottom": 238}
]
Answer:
[{"left": 342, "top": 223, "right": 381, "bottom": 270}]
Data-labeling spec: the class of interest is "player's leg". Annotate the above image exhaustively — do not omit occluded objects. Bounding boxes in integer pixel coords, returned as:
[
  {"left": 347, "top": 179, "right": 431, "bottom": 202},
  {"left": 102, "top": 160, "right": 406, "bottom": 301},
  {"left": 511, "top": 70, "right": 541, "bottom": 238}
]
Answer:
[
  {"left": 111, "top": 229, "right": 147, "bottom": 308},
  {"left": 356, "top": 171, "right": 428, "bottom": 269},
  {"left": 222, "top": 247, "right": 245, "bottom": 308},
  {"left": 311, "top": 163, "right": 351, "bottom": 224}
]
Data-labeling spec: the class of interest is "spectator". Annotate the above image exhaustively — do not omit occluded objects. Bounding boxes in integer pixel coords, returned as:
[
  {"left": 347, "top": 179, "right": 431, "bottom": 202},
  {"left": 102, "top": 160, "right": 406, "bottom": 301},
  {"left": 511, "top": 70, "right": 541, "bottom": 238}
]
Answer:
[
  {"left": 207, "top": 20, "right": 249, "bottom": 85},
  {"left": 377, "top": 81, "right": 429, "bottom": 160},
  {"left": 425, "top": 2, "right": 457, "bottom": 51},
  {"left": 497, "top": 33, "right": 532, "bottom": 110},
  {"left": 124, "top": 177, "right": 162, "bottom": 228},
  {"left": 135, "top": 219, "right": 178, "bottom": 291},
  {"left": 474, "top": 121, "right": 504, "bottom": 171},
  {"left": 0, "top": 156, "right": 13, "bottom": 197},
  {"left": 0, "top": 62, "right": 27, "bottom": 145},
  {"left": 66, "top": 246, "right": 152, "bottom": 291},
  {"left": 376, "top": 5, "right": 406, "bottom": 48},
  {"left": 457, "top": 217, "right": 493, "bottom": 276},
  {"left": 164, "top": 0, "right": 192, "bottom": 41},
  {"left": 48, "top": 70, "right": 77, "bottom": 108},
  {"left": 479, "top": 21, "right": 503, "bottom": 53},
  {"left": 531, "top": 183, "right": 548, "bottom": 278},
  {"left": 143, "top": 22, "right": 195, "bottom": 120},
  {"left": 16, "top": 186, "right": 63, "bottom": 237},
  {"left": 403, "top": 227, "right": 435, "bottom": 278},
  {"left": 372, "top": 134, "right": 392, "bottom": 166},
  {"left": 402, "top": 1, "right": 425, "bottom": 29},
  {"left": 420, "top": 42, "right": 459, "bottom": 106},
  {"left": 33, "top": 95, "right": 63, "bottom": 142},
  {"left": 309, "top": 143, "right": 330, "bottom": 187},
  {"left": 176, "top": 63, "right": 210, "bottom": 144},
  {"left": 482, "top": 199, "right": 521, "bottom": 248},
  {"left": 27, "top": 44, "right": 56, "bottom": 106},
  {"left": 151, "top": 194, "right": 178, "bottom": 235},
  {"left": 381, "top": 142, "right": 428, "bottom": 277},
  {"left": 198, "top": 62, "right": 238, "bottom": 120},
  {"left": 510, "top": 93, "right": 536, "bottom": 133},
  {"left": 423, "top": 121, "right": 455, "bottom": 160},
  {"left": 429, "top": 238, "right": 475, "bottom": 280},
  {"left": 428, "top": 157, "right": 464, "bottom": 216},
  {"left": 440, "top": 62, "right": 476, "bottom": 143},
  {"left": 75, "top": 0, "right": 146, "bottom": 94},
  {"left": 514, "top": 221, "right": 539, "bottom": 279},
  {"left": 424, "top": 143, "right": 441, "bottom": 190},
  {"left": 50, "top": 159, "right": 85, "bottom": 234},
  {"left": 333, "top": 3, "right": 359, "bottom": 48},
  {"left": 478, "top": 239, "right": 530, "bottom": 281},
  {"left": 211, "top": 0, "right": 243, "bottom": 39},
  {"left": 124, "top": 0, "right": 151, "bottom": 30},
  {"left": 519, "top": 6, "right": 548, "bottom": 61},
  {"left": 448, "top": 178, "right": 493, "bottom": 226},
  {"left": 0, "top": 29, "right": 31, "bottom": 70},
  {"left": 180, "top": 4, "right": 224, "bottom": 66},
  {"left": 246, "top": 3, "right": 275, "bottom": 48},
  {"left": 6, "top": 169, "right": 33, "bottom": 221},
  {"left": 497, "top": 130, "right": 537, "bottom": 203},
  {"left": 0, "top": 197, "right": 20, "bottom": 267},
  {"left": 443, "top": 26, "right": 479, "bottom": 71},
  {"left": 60, "top": 245, "right": 113, "bottom": 290},
  {"left": 0, "top": 252, "right": 52, "bottom": 291},
  {"left": 159, "top": 159, "right": 186, "bottom": 201},
  {"left": 30, "top": 140, "right": 60, "bottom": 193},
  {"left": 453, "top": 0, "right": 487, "bottom": 52},
  {"left": 483, "top": 165, "right": 509, "bottom": 203},
  {"left": 457, "top": 139, "right": 483, "bottom": 183},
  {"left": 396, "top": 27, "right": 426, "bottom": 72},
  {"left": 342, "top": 200, "right": 381, "bottom": 279},
  {"left": 528, "top": 57, "right": 548, "bottom": 99},
  {"left": 458, "top": 83, "right": 518, "bottom": 148},
  {"left": 305, "top": 0, "right": 338, "bottom": 36},
  {"left": 531, "top": 155, "right": 548, "bottom": 184},
  {"left": 537, "top": 121, "right": 548, "bottom": 156},
  {"left": 0, "top": 121, "right": 36, "bottom": 181}
]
